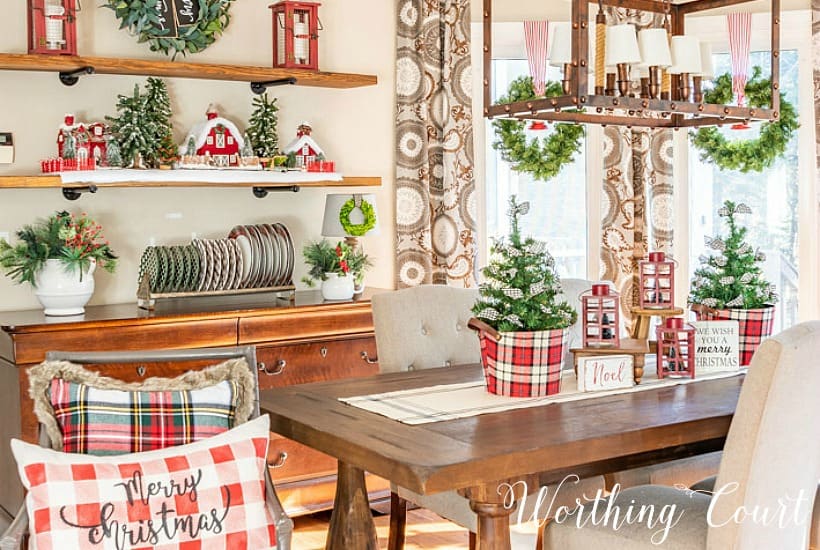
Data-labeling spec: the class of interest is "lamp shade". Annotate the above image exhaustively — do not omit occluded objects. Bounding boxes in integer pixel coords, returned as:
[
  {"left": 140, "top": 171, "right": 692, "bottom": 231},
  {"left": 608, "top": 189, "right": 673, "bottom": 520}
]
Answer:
[
  {"left": 698, "top": 42, "right": 715, "bottom": 78},
  {"left": 321, "top": 194, "right": 381, "bottom": 238},
  {"left": 638, "top": 28, "right": 672, "bottom": 67},
  {"left": 669, "top": 35, "right": 702, "bottom": 74},
  {"left": 549, "top": 22, "right": 572, "bottom": 66},
  {"left": 605, "top": 24, "right": 641, "bottom": 66}
]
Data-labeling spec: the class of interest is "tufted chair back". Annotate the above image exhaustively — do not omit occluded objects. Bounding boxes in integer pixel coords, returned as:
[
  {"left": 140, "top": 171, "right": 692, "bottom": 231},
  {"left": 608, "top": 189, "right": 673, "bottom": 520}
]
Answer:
[
  {"left": 556, "top": 278, "right": 595, "bottom": 369},
  {"left": 372, "top": 285, "right": 480, "bottom": 373}
]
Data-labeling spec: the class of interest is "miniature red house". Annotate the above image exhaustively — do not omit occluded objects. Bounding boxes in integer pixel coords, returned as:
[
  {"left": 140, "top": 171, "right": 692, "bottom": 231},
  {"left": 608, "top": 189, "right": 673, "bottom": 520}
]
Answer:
[
  {"left": 581, "top": 283, "right": 620, "bottom": 348},
  {"left": 56, "top": 114, "right": 108, "bottom": 166},
  {"left": 638, "top": 251, "right": 676, "bottom": 309},
  {"left": 283, "top": 122, "right": 324, "bottom": 169},
  {"left": 270, "top": 1, "right": 321, "bottom": 71},
  {"left": 656, "top": 317, "right": 695, "bottom": 379},
  {"left": 181, "top": 105, "right": 245, "bottom": 167},
  {"left": 28, "top": 0, "right": 78, "bottom": 55}
]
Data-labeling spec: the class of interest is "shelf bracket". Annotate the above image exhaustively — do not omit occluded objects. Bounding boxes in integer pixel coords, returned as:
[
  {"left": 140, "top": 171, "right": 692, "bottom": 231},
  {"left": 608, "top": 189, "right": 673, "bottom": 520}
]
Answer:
[
  {"left": 253, "top": 185, "right": 300, "bottom": 198},
  {"left": 62, "top": 184, "right": 98, "bottom": 201},
  {"left": 250, "top": 77, "right": 298, "bottom": 95},
  {"left": 59, "top": 66, "right": 95, "bottom": 87}
]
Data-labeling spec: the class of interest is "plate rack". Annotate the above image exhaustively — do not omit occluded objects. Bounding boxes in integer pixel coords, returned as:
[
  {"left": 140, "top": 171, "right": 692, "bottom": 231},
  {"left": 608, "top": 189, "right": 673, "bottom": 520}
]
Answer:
[{"left": 137, "top": 273, "right": 295, "bottom": 310}]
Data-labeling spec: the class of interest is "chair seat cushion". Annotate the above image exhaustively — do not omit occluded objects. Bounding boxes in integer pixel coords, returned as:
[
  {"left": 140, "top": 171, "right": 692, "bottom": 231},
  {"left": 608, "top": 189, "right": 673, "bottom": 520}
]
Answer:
[{"left": 12, "top": 415, "right": 277, "bottom": 550}]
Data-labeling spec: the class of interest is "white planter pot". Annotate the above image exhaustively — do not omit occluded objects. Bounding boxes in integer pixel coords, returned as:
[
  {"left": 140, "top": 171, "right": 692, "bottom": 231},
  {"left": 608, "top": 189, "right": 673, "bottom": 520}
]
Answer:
[
  {"left": 34, "top": 259, "right": 96, "bottom": 316},
  {"left": 321, "top": 273, "right": 355, "bottom": 301}
]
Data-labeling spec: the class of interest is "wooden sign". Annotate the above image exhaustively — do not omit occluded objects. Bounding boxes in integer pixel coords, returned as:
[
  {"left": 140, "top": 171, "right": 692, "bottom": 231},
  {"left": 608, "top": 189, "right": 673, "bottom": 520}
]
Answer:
[
  {"left": 174, "top": 0, "right": 201, "bottom": 27},
  {"left": 150, "top": 0, "right": 202, "bottom": 37},
  {"left": 577, "top": 355, "right": 634, "bottom": 392},
  {"left": 692, "top": 320, "right": 740, "bottom": 373}
]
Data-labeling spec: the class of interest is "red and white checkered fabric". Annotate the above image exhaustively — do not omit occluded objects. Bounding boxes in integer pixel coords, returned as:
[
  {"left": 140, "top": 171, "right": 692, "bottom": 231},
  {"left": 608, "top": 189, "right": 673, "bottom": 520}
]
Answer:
[
  {"left": 478, "top": 328, "right": 567, "bottom": 397},
  {"left": 695, "top": 307, "right": 774, "bottom": 366},
  {"left": 12, "top": 415, "right": 277, "bottom": 550}
]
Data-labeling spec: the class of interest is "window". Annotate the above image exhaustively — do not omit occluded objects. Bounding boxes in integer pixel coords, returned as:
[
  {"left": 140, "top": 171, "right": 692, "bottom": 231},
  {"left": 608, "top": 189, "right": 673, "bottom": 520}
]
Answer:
[{"left": 216, "top": 133, "right": 226, "bottom": 149}]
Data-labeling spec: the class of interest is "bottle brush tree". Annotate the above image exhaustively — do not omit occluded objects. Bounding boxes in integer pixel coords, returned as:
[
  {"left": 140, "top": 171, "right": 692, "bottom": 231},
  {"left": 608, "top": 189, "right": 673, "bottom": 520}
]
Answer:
[
  {"left": 106, "top": 84, "right": 157, "bottom": 168},
  {"left": 143, "top": 77, "right": 175, "bottom": 167},
  {"left": 247, "top": 93, "right": 279, "bottom": 158}
]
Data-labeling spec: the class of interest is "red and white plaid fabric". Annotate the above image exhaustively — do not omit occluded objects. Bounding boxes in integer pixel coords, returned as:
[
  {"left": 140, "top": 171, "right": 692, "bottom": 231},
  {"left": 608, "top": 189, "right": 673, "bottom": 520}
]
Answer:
[
  {"left": 695, "top": 307, "right": 774, "bottom": 366},
  {"left": 478, "top": 328, "right": 567, "bottom": 397},
  {"left": 12, "top": 416, "right": 277, "bottom": 550}
]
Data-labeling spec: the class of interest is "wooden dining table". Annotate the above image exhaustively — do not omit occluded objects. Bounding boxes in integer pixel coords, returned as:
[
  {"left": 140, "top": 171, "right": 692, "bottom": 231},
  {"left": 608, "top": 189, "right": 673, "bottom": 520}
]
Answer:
[{"left": 259, "top": 364, "right": 742, "bottom": 550}]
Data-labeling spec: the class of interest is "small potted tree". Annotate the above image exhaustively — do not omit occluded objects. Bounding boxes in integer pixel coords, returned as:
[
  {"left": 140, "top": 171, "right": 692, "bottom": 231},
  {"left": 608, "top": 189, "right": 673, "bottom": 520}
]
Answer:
[
  {"left": 689, "top": 200, "right": 778, "bottom": 366},
  {"left": 469, "top": 196, "right": 577, "bottom": 397}
]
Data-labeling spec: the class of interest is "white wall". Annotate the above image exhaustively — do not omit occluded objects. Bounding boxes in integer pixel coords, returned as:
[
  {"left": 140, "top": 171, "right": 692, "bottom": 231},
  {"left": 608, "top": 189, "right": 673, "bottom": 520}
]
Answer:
[{"left": 0, "top": 1, "right": 397, "bottom": 311}]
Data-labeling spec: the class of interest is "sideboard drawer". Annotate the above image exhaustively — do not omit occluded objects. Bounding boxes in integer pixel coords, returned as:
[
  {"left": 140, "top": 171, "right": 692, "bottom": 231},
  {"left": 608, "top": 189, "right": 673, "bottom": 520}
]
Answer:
[
  {"left": 255, "top": 337, "right": 378, "bottom": 389},
  {"left": 239, "top": 308, "right": 374, "bottom": 345},
  {"left": 267, "top": 433, "right": 337, "bottom": 483}
]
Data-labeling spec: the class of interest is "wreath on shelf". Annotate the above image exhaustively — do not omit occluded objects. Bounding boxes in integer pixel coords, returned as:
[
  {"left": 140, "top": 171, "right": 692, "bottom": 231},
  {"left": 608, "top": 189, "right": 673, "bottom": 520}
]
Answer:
[
  {"left": 339, "top": 197, "right": 377, "bottom": 237},
  {"left": 690, "top": 66, "right": 799, "bottom": 173},
  {"left": 103, "top": 0, "right": 235, "bottom": 59},
  {"left": 491, "top": 76, "right": 585, "bottom": 182}
]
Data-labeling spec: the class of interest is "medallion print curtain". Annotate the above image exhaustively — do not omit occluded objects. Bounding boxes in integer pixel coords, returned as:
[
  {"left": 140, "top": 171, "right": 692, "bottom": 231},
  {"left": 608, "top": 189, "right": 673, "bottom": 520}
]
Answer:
[
  {"left": 601, "top": 9, "right": 675, "bottom": 332},
  {"left": 395, "top": 0, "right": 477, "bottom": 288}
]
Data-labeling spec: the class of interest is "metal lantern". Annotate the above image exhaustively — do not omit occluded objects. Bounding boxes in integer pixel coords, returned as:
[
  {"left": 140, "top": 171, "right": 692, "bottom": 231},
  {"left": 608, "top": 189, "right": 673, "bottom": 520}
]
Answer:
[
  {"left": 270, "top": 1, "right": 321, "bottom": 71},
  {"left": 581, "top": 283, "right": 620, "bottom": 348},
  {"left": 638, "top": 251, "right": 676, "bottom": 309},
  {"left": 656, "top": 317, "right": 695, "bottom": 379},
  {"left": 28, "top": 0, "right": 78, "bottom": 56}
]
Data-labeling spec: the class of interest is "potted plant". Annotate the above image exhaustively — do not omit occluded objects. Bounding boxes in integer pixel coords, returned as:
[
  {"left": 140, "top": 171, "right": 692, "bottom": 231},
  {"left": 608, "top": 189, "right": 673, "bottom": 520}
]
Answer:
[
  {"left": 689, "top": 200, "right": 778, "bottom": 366},
  {"left": 0, "top": 211, "right": 117, "bottom": 316},
  {"left": 302, "top": 240, "right": 372, "bottom": 301},
  {"left": 469, "top": 196, "right": 577, "bottom": 397}
]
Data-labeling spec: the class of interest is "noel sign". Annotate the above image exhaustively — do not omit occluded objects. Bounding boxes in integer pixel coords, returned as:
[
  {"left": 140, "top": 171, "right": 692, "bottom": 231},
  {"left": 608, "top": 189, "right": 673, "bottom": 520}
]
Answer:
[
  {"left": 152, "top": 0, "right": 201, "bottom": 37},
  {"left": 692, "top": 320, "right": 740, "bottom": 373},
  {"left": 577, "top": 355, "right": 634, "bottom": 392}
]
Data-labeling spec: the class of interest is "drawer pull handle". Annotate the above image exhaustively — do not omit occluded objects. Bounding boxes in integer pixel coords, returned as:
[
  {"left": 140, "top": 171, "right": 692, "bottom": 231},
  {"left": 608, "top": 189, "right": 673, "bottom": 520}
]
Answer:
[
  {"left": 361, "top": 351, "right": 379, "bottom": 364},
  {"left": 268, "top": 452, "right": 288, "bottom": 468},
  {"left": 258, "top": 360, "right": 287, "bottom": 376},
  {"left": 320, "top": 346, "right": 328, "bottom": 358},
  {"left": 136, "top": 365, "right": 146, "bottom": 377}
]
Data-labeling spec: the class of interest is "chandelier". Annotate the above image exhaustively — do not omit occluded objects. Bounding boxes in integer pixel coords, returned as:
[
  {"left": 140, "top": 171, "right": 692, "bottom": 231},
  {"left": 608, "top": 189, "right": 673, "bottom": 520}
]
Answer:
[{"left": 482, "top": 0, "right": 781, "bottom": 129}]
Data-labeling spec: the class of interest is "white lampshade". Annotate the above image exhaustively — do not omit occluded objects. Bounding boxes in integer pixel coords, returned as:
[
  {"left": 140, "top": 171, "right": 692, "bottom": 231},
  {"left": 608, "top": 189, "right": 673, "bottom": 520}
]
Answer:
[
  {"left": 549, "top": 22, "right": 572, "bottom": 67},
  {"left": 669, "top": 35, "right": 702, "bottom": 74},
  {"left": 637, "top": 28, "right": 672, "bottom": 67},
  {"left": 605, "top": 24, "right": 641, "bottom": 66},
  {"left": 321, "top": 194, "right": 381, "bottom": 238},
  {"left": 698, "top": 42, "right": 715, "bottom": 78}
]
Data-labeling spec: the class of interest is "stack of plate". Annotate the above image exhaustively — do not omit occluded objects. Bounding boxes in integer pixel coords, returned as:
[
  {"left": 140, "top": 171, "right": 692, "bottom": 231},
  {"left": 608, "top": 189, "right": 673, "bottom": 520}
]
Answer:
[{"left": 227, "top": 223, "right": 294, "bottom": 289}]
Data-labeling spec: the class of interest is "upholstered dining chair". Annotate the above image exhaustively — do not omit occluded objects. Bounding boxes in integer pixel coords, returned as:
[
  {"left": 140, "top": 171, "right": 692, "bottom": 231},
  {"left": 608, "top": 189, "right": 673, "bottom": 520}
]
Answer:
[
  {"left": 542, "top": 321, "right": 820, "bottom": 550},
  {"left": 0, "top": 346, "right": 293, "bottom": 550},
  {"left": 372, "top": 285, "right": 606, "bottom": 550}
]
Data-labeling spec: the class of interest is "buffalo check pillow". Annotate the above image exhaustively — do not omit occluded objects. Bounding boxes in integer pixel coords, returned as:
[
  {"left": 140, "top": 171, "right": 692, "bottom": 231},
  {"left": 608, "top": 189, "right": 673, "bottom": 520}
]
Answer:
[{"left": 12, "top": 414, "right": 277, "bottom": 550}]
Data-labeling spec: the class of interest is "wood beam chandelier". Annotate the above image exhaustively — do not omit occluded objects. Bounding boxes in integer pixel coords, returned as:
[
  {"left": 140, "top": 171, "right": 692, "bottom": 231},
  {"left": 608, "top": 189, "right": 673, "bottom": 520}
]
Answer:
[{"left": 482, "top": 0, "right": 781, "bottom": 129}]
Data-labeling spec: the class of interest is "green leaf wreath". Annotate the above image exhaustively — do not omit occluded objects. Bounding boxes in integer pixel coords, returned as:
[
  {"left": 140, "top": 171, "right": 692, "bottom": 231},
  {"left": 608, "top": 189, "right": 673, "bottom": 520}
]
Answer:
[
  {"left": 339, "top": 198, "right": 377, "bottom": 237},
  {"left": 690, "top": 66, "right": 799, "bottom": 173},
  {"left": 492, "top": 77, "right": 585, "bottom": 182}
]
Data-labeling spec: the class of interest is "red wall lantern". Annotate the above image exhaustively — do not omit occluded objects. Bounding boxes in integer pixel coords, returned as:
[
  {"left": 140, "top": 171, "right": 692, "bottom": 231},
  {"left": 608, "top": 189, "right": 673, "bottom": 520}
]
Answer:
[
  {"left": 269, "top": 1, "right": 321, "bottom": 71},
  {"left": 581, "top": 283, "right": 621, "bottom": 348},
  {"left": 28, "top": 0, "right": 78, "bottom": 56},
  {"left": 655, "top": 317, "right": 695, "bottom": 379},
  {"left": 638, "top": 251, "right": 676, "bottom": 309}
]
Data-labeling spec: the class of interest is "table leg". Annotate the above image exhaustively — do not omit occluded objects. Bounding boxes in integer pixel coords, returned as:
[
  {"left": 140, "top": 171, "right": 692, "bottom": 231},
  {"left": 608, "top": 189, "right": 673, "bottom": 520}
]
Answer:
[
  {"left": 633, "top": 354, "right": 645, "bottom": 384},
  {"left": 469, "top": 500, "right": 515, "bottom": 550},
  {"left": 326, "top": 461, "right": 378, "bottom": 550}
]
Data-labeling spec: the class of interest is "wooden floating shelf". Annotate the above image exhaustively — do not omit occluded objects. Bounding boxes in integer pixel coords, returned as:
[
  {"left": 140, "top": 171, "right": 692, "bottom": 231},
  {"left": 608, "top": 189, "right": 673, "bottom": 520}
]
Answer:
[
  {"left": 0, "top": 53, "right": 377, "bottom": 89},
  {"left": 0, "top": 175, "right": 381, "bottom": 189}
]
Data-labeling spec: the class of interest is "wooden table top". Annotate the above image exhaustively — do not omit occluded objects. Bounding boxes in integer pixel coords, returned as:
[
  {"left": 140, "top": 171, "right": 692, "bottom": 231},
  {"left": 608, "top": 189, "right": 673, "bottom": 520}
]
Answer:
[{"left": 260, "top": 364, "right": 741, "bottom": 495}]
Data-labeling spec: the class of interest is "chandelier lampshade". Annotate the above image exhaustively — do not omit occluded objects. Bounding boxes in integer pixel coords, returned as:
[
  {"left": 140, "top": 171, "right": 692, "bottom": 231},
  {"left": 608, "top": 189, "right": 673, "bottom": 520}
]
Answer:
[
  {"left": 549, "top": 22, "right": 572, "bottom": 66},
  {"left": 669, "top": 35, "right": 702, "bottom": 74},
  {"left": 605, "top": 24, "right": 642, "bottom": 66},
  {"left": 638, "top": 29, "right": 672, "bottom": 67},
  {"left": 698, "top": 42, "right": 715, "bottom": 79}
]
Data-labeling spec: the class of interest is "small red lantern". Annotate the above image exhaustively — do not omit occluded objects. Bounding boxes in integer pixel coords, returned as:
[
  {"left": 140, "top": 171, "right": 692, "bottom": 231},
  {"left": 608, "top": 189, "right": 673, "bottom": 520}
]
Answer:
[
  {"left": 581, "top": 283, "right": 621, "bottom": 348},
  {"left": 28, "top": 0, "right": 78, "bottom": 56},
  {"left": 638, "top": 251, "right": 676, "bottom": 309},
  {"left": 656, "top": 317, "right": 695, "bottom": 379},
  {"left": 269, "top": 1, "right": 321, "bottom": 71}
]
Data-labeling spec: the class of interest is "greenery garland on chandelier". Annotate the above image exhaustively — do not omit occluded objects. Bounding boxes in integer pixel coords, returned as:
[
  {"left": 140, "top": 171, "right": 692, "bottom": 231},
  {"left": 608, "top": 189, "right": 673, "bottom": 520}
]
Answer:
[
  {"left": 492, "top": 77, "right": 585, "bottom": 182},
  {"left": 690, "top": 66, "right": 799, "bottom": 173}
]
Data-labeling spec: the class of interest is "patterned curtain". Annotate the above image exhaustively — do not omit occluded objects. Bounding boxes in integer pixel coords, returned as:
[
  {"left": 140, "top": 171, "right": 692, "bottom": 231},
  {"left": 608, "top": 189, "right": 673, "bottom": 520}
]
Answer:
[
  {"left": 600, "top": 9, "right": 675, "bottom": 332},
  {"left": 394, "top": 0, "right": 477, "bottom": 288}
]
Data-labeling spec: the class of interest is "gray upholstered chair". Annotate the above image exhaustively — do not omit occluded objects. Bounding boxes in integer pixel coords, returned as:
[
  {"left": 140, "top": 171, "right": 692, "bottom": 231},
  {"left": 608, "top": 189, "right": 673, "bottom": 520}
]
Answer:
[
  {"left": 372, "top": 285, "right": 605, "bottom": 549},
  {"left": 0, "top": 346, "right": 293, "bottom": 550},
  {"left": 543, "top": 321, "right": 820, "bottom": 550}
]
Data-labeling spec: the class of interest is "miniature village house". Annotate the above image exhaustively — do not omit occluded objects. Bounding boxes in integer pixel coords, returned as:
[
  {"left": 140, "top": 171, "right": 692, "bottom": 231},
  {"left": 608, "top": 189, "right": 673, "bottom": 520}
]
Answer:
[
  {"left": 180, "top": 104, "right": 245, "bottom": 168},
  {"left": 56, "top": 114, "right": 108, "bottom": 165},
  {"left": 283, "top": 122, "right": 323, "bottom": 168}
]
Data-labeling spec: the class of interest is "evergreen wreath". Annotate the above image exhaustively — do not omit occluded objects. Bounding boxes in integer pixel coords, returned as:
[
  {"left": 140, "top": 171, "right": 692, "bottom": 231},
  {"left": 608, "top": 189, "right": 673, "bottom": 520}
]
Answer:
[
  {"left": 339, "top": 198, "right": 377, "bottom": 237},
  {"left": 103, "top": 0, "right": 235, "bottom": 59},
  {"left": 690, "top": 66, "right": 799, "bottom": 173},
  {"left": 492, "top": 76, "right": 585, "bottom": 182}
]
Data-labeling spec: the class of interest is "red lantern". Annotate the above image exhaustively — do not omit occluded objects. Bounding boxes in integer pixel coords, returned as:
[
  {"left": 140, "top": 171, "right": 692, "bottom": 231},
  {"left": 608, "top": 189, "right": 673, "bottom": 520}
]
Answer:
[
  {"left": 270, "top": 1, "right": 321, "bottom": 71},
  {"left": 638, "top": 251, "right": 676, "bottom": 309},
  {"left": 655, "top": 317, "right": 695, "bottom": 379},
  {"left": 28, "top": 0, "right": 78, "bottom": 56},
  {"left": 581, "top": 283, "right": 621, "bottom": 348}
]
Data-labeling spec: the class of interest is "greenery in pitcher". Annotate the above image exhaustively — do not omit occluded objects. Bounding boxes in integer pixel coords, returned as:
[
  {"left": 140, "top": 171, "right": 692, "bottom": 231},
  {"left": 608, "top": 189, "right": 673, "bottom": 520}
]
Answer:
[{"left": 302, "top": 240, "right": 372, "bottom": 287}]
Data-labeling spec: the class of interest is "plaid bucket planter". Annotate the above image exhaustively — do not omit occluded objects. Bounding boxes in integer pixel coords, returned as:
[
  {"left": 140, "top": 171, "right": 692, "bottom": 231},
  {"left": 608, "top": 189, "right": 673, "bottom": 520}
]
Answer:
[
  {"left": 694, "top": 306, "right": 775, "bottom": 366},
  {"left": 477, "top": 328, "right": 567, "bottom": 397}
]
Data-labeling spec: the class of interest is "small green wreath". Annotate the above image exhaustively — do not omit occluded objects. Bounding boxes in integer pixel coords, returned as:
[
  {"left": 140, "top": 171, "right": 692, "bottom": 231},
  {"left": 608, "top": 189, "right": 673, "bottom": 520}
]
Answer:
[
  {"left": 690, "top": 66, "right": 799, "bottom": 173},
  {"left": 492, "top": 76, "right": 585, "bottom": 182},
  {"left": 103, "top": 0, "right": 235, "bottom": 59},
  {"left": 339, "top": 198, "right": 377, "bottom": 237}
]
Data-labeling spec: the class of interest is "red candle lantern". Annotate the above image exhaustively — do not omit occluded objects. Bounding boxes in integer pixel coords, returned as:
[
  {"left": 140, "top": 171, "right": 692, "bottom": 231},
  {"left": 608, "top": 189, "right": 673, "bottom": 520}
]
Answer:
[
  {"left": 28, "top": 0, "right": 78, "bottom": 56},
  {"left": 581, "top": 283, "right": 621, "bottom": 348},
  {"left": 656, "top": 317, "right": 695, "bottom": 379},
  {"left": 638, "top": 251, "right": 676, "bottom": 309},
  {"left": 269, "top": 1, "right": 321, "bottom": 71}
]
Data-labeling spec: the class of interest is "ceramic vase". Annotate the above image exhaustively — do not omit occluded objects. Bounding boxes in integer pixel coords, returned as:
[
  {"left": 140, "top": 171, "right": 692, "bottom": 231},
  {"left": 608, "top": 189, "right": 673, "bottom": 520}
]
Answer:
[
  {"left": 321, "top": 272, "right": 355, "bottom": 301},
  {"left": 33, "top": 259, "right": 96, "bottom": 316}
]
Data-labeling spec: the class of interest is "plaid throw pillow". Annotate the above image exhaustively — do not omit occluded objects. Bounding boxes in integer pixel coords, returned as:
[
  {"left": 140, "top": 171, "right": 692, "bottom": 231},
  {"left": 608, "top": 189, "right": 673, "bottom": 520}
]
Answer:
[{"left": 49, "top": 379, "right": 238, "bottom": 455}]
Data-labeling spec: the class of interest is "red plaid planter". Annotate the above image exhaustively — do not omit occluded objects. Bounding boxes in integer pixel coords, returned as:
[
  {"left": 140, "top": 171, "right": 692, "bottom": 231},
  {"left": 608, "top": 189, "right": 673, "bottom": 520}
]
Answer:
[
  {"left": 476, "top": 327, "right": 567, "bottom": 397},
  {"left": 693, "top": 305, "right": 775, "bottom": 366}
]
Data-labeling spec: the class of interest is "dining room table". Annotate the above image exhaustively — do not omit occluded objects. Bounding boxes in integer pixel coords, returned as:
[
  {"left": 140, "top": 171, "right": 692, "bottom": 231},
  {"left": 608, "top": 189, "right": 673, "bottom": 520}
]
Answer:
[{"left": 259, "top": 363, "right": 743, "bottom": 550}]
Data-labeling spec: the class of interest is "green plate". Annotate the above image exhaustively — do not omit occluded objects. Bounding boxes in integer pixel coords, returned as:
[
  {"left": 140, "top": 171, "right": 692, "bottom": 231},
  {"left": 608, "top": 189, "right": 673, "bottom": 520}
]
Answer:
[
  {"left": 155, "top": 246, "right": 168, "bottom": 293},
  {"left": 186, "top": 244, "right": 201, "bottom": 292}
]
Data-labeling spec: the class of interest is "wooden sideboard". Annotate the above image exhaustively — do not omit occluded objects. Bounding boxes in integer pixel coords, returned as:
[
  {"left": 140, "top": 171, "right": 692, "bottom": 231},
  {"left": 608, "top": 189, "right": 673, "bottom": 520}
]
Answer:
[{"left": 0, "top": 289, "right": 389, "bottom": 520}]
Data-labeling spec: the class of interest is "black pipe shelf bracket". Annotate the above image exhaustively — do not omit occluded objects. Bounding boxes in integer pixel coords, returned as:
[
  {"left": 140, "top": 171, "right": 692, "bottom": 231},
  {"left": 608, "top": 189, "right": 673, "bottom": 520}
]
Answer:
[
  {"left": 59, "top": 66, "right": 95, "bottom": 87},
  {"left": 62, "top": 184, "right": 98, "bottom": 201},
  {"left": 252, "top": 185, "right": 300, "bottom": 198},
  {"left": 250, "top": 77, "right": 298, "bottom": 95}
]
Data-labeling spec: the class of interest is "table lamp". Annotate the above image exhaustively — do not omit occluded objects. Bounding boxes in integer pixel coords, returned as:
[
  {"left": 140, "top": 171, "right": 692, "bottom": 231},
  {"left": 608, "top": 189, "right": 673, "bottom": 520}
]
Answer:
[{"left": 321, "top": 193, "right": 380, "bottom": 250}]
